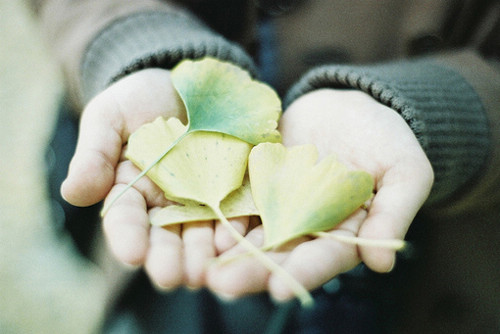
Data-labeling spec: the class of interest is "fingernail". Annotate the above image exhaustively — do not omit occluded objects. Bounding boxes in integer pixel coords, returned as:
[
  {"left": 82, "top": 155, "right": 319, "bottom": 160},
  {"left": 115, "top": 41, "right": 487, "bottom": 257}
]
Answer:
[
  {"left": 60, "top": 180, "right": 68, "bottom": 200},
  {"left": 214, "top": 291, "right": 237, "bottom": 303},
  {"left": 386, "top": 256, "right": 396, "bottom": 273},
  {"left": 154, "top": 283, "right": 176, "bottom": 293},
  {"left": 186, "top": 285, "right": 201, "bottom": 292}
]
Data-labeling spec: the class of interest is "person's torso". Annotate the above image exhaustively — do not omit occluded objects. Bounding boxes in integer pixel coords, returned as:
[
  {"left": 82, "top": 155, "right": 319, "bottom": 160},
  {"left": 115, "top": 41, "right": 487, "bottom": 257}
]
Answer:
[
  {"left": 176, "top": 0, "right": 497, "bottom": 91},
  {"left": 270, "top": 0, "right": 475, "bottom": 90}
]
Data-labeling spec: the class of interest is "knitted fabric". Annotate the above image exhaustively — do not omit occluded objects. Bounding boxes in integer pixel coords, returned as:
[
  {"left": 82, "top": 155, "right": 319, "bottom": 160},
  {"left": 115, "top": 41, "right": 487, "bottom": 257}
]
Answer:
[
  {"left": 80, "top": 11, "right": 256, "bottom": 103},
  {"left": 284, "top": 59, "right": 490, "bottom": 204}
]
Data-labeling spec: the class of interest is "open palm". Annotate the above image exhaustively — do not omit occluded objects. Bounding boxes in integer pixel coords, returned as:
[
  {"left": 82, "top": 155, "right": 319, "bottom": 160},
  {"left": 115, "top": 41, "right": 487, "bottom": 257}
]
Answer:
[
  {"left": 61, "top": 68, "right": 251, "bottom": 289},
  {"left": 206, "top": 88, "right": 433, "bottom": 302},
  {"left": 62, "top": 69, "right": 433, "bottom": 302}
]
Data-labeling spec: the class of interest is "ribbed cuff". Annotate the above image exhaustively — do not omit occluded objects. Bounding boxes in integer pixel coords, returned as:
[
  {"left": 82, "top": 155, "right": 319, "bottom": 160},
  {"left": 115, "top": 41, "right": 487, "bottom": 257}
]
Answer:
[
  {"left": 81, "top": 11, "right": 256, "bottom": 103},
  {"left": 284, "top": 58, "right": 490, "bottom": 204}
]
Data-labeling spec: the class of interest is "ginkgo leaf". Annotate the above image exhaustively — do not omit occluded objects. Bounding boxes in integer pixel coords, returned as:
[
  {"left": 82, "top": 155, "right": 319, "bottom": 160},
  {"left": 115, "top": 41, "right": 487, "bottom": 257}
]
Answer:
[
  {"left": 151, "top": 176, "right": 259, "bottom": 225},
  {"left": 126, "top": 117, "right": 314, "bottom": 306},
  {"left": 171, "top": 57, "right": 282, "bottom": 144},
  {"left": 248, "top": 143, "right": 375, "bottom": 249},
  {"left": 101, "top": 58, "right": 282, "bottom": 214},
  {"left": 126, "top": 117, "right": 252, "bottom": 207}
]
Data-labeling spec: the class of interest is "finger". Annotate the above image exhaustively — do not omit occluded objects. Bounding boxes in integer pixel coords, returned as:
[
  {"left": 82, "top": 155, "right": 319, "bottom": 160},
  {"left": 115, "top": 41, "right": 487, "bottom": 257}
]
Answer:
[
  {"left": 61, "top": 95, "right": 124, "bottom": 207},
  {"left": 61, "top": 69, "right": 185, "bottom": 207},
  {"left": 102, "top": 184, "right": 150, "bottom": 266},
  {"left": 145, "top": 220, "right": 184, "bottom": 290},
  {"left": 358, "top": 163, "right": 433, "bottom": 273},
  {"left": 268, "top": 211, "right": 364, "bottom": 302},
  {"left": 214, "top": 216, "right": 250, "bottom": 254},
  {"left": 207, "top": 226, "right": 277, "bottom": 298},
  {"left": 114, "top": 160, "right": 170, "bottom": 208},
  {"left": 182, "top": 221, "right": 216, "bottom": 289}
]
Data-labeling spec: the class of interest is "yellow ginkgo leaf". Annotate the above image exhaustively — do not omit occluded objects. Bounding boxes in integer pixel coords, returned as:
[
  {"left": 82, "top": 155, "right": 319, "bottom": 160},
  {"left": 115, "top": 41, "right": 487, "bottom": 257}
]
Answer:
[
  {"left": 126, "top": 118, "right": 314, "bottom": 306},
  {"left": 126, "top": 118, "right": 314, "bottom": 307},
  {"left": 248, "top": 143, "right": 375, "bottom": 249},
  {"left": 151, "top": 176, "right": 259, "bottom": 225},
  {"left": 126, "top": 117, "right": 252, "bottom": 207}
]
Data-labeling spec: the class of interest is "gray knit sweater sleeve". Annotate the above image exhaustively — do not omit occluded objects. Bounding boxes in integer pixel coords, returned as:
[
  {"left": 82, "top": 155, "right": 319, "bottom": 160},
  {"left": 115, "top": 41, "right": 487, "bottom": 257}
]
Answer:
[
  {"left": 284, "top": 58, "right": 490, "bottom": 205},
  {"left": 81, "top": 11, "right": 256, "bottom": 104}
]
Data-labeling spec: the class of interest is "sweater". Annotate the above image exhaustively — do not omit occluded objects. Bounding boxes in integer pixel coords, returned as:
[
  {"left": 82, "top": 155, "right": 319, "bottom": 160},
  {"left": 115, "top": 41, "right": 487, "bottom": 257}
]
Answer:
[
  {"left": 32, "top": 1, "right": 500, "bottom": 332},
  {"left": 32, "top": 0, "right": 500, "bottom": 210}
]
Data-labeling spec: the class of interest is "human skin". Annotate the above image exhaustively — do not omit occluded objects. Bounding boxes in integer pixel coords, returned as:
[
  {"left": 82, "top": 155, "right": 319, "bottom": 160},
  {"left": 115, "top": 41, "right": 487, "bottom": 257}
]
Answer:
[
  {"left": 61, "top": 69, "right": 433, "bottom": 300},
  {"left": 207, "top": 88, "right": 433, "bottom": 301}
]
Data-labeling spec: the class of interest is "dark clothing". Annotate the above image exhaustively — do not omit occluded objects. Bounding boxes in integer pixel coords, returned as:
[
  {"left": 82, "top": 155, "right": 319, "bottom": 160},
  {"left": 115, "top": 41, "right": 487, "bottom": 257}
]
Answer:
[
  {"left": 33, "top": 0, "right": 500, "bottom": 208},
  {"left": 35, "top": 0, "right": 500, "bottom": 332}
]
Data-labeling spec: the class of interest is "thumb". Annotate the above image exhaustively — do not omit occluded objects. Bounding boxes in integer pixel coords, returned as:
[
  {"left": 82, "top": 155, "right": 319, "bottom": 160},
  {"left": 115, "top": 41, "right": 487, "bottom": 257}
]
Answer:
[
  {"left": 358, "top": 162, "right": 433, "bottom": 272},
  {"left": 61, "top": 69, "right": 185, "bottom": 207},
  {"left": 61, "top": 95, "right": 123, "bottom": 207}
]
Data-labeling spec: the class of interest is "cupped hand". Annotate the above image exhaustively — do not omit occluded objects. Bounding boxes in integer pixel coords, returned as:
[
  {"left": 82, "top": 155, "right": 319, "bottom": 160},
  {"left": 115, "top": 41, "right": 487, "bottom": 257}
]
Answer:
[
  {"left": 60, "top": 68, "right": 249, "bottom": 289},
  {"left": 102, "top": 159, "right": 250, "bottom": 289},
  {"left": 61, "top": 68, "right": 186, "bottom": 206},
  {"left": 206, "top": 88, "right": 434, "bottom": 302}
]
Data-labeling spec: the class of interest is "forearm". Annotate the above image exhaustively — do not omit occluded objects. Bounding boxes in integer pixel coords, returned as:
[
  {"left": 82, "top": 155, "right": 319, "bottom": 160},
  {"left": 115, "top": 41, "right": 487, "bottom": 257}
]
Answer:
[
  {"left": 31, "top": 0, "right": 256, "bottom": 109},
  {"left": 431, "top": 51, "right": 500, "bottom": 215},
  {"left": 80, "top": 11, "right": 255, "bottom": 106},
  {"left": 30, "top": 0, "right": 178, "bottom": 108},
  {"left": 284, "top": 51, "right": 500, "bottom": 209}
]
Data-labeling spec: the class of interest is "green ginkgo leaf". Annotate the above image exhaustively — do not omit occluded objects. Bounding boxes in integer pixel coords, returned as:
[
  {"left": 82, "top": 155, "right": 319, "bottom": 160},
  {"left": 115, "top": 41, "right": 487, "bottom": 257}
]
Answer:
[
  {"left": 171, "top": 57, "right": 282, "bottom": 145},
  {"left": 126, "top": 117, "right": 252, "bottom": 207},
  {"left": 248, "top": 143, "right": 375, "bottom": 249}
]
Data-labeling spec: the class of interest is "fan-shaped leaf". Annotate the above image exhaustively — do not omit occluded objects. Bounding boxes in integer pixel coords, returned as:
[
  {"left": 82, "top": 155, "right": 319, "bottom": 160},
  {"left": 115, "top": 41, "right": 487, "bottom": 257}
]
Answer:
[
  {"left": 248, "top": 143, "right": 374, "bottom": 249},
  {"left": 151, "top": 176, "right": 258, "bottom": 225},
  {"left": 101, "top": 58, "right": 282, "bottom": 214},
  {"left": 171, "top": 57, "right": 282, "bottom": 144},
  {"left": 126, "top": 117, "right": 252, "bottom": 207},
  {"left": 126, "top": 119, "right": 313, "bottom": 306}
]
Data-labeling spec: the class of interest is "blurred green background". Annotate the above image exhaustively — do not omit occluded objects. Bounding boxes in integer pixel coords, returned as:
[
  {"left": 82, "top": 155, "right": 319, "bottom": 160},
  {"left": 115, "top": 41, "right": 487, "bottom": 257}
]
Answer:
[{"left": 0, "top": 1, "right": 108, "bottom": 333}]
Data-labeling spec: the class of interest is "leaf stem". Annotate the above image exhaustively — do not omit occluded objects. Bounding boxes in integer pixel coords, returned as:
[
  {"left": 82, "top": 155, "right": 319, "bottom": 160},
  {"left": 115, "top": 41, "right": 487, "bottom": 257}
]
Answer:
[
  {"left": 101, "top": 130, "right": 191, "bottom": 216},
  {"left": 312, "top": 232, "right": 406, "bottom": 251},
  {"left": 209, "top": 204, "right": 314, "bottom": 308}
]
